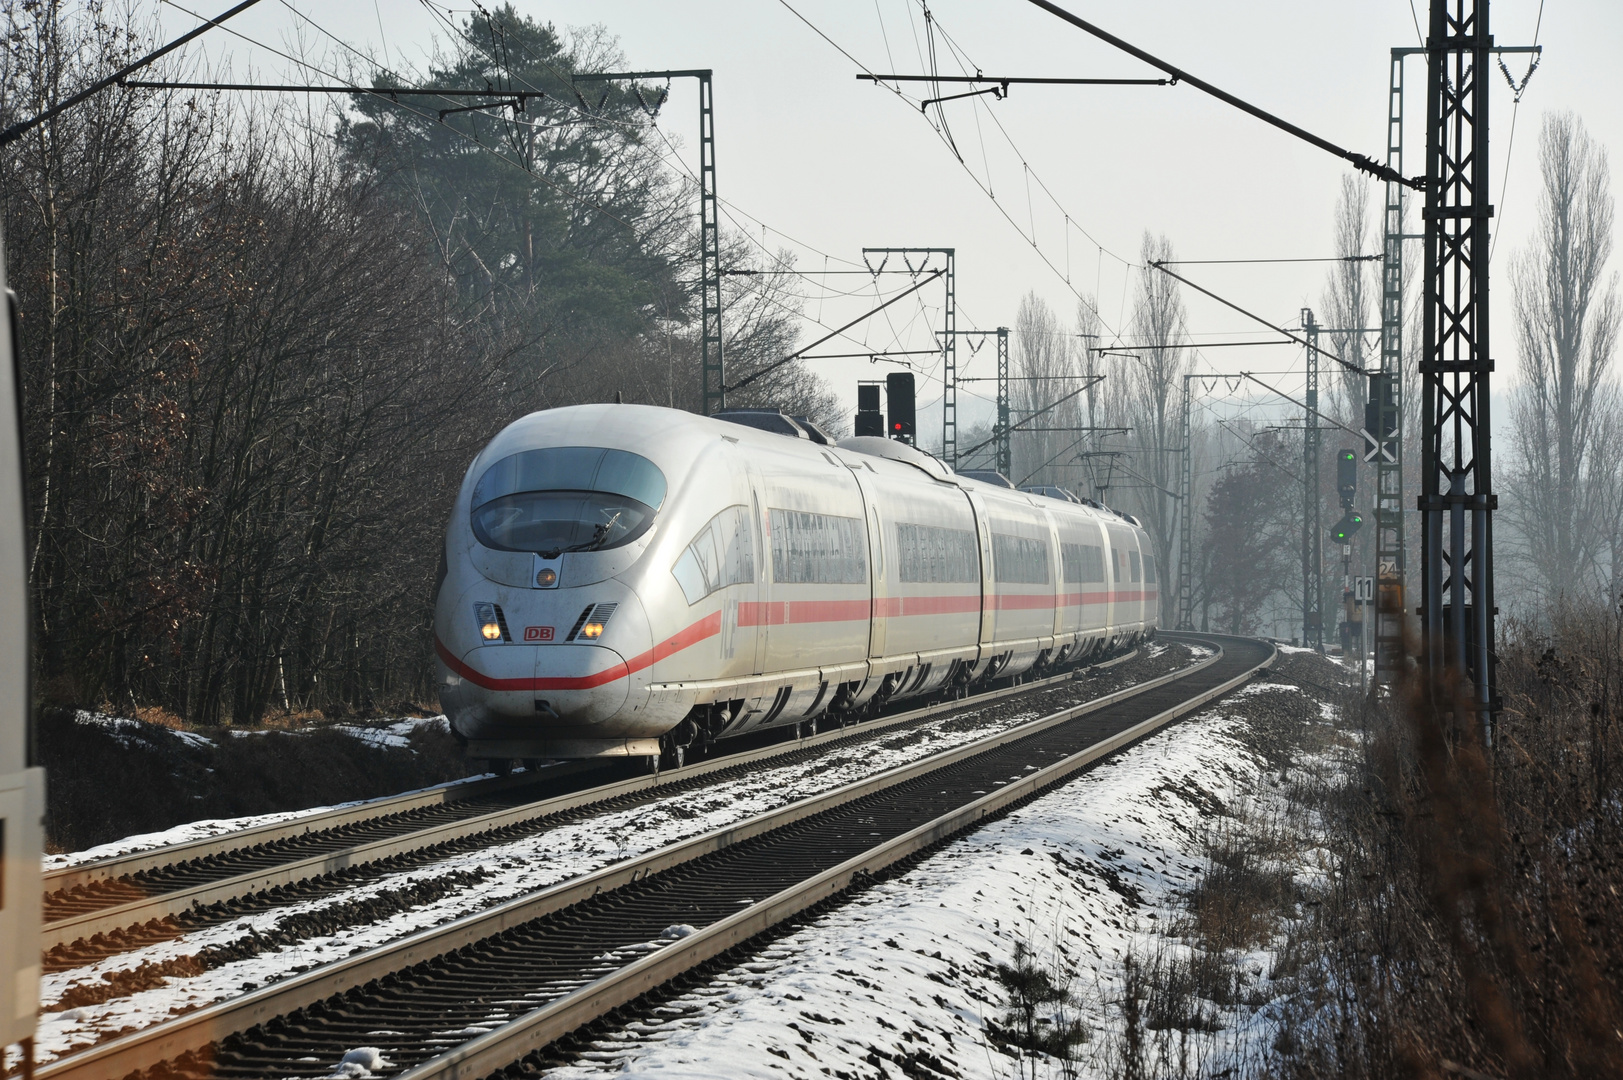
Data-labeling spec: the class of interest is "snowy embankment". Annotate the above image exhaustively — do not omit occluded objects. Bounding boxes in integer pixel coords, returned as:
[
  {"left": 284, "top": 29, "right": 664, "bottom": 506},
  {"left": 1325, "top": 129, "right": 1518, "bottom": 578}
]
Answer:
[
  {"left": 31, "top": 648, "right": 1199, "bottom": 1067},
  {"left": 41, "top": 713, "right": 472, "bottom": 864},
  {"left": 45, "top": 713, "right": 514, "bottom": 872},
  {"left": 540, "top": 658, "right": 1349, "bottom": 1080}
]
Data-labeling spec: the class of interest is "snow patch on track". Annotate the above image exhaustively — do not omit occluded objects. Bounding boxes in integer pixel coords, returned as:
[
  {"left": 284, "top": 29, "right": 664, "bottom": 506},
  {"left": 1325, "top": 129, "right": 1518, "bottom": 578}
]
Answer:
[
  {"left": 32, "top": 648, "right": 1206, "bottom": 1067},
  {"left": 32, "top": 699, "right": 1068, "bottom": 1062},
  {"left": 543, "top": 708, "right": 1281, "bottom": 1079}
]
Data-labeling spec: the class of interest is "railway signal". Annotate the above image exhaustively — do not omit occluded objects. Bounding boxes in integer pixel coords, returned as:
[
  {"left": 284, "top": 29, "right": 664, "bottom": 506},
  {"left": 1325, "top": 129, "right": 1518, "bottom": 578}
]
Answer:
[
  {"left": 855, "top": 383, "right": 884, "bottom": 436},
  {"left": 887, "top": 371, "right": 916, "bottom": 445},
  {"left": 1337, "top": 448, "right": 1357, "bottom": 508},
  {"left": 1330, "top": 512, "right": 1364, "bottom": 545},
  {"left": 1360, "top": 384, "right": 1398, "bottom": 463}
]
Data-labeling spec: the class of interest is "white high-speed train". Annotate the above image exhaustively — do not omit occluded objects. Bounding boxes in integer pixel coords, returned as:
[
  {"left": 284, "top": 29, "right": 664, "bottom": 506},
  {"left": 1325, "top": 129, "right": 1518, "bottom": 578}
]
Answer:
[{"left": 433, "top": 404, "right": 1158, "bottom": 767}]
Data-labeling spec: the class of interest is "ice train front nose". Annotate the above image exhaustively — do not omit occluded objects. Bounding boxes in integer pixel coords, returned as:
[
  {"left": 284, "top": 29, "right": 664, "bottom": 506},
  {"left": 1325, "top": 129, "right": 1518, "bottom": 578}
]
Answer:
[
  {"left": 435, "top": 577, "right": 669, "bottom": 756},
  {"left": 435, "top": 435, "right": 671, "bottom": 759},
  {"left": 435, "top": 626, "right": 651, "bottom": 758}
]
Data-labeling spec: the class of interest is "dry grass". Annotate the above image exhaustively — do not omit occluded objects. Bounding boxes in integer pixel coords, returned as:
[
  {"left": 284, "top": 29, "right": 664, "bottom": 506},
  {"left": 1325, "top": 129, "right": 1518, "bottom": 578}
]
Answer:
[
  {"left": 1256, "top": 598, "right": 1623, "bottom": 1079},
  {"left": 130, "top": 703, "right": 188, "bottom": 730},
  {"left": 1181, "top": 809, "right": 1298, "bottom": 955}
]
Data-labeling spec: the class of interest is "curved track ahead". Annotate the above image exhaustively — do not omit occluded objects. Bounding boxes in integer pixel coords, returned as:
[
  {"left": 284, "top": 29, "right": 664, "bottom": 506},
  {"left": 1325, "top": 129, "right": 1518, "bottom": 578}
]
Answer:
[
  {"left": 42, "top": 651, "right": 1146, "bottom": 964},
  {"left": 40, "top": 632, "right": 1269, "bottom": 1080}
]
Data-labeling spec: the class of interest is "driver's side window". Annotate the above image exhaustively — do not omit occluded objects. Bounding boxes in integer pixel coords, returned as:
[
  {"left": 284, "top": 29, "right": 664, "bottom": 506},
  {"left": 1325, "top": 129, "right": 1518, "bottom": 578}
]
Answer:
[{"left": 672, "top": 505, "right": 756, "bottom": 604}]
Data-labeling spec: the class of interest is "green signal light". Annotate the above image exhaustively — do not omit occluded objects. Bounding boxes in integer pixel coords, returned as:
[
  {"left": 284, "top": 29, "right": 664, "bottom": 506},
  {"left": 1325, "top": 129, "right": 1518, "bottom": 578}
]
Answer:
[{"left": 1330, "top": 512, "right": 1365, "bottom": 544}]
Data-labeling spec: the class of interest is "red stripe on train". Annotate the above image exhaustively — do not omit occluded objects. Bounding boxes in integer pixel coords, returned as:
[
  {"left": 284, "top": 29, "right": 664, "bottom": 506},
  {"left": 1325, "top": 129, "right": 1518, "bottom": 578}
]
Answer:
[
  {"left": 737, "top": 599, "right": 872, "bottom": 626},
  {"left": 434, "top": 610, "right": 723, "bottom": 691}
]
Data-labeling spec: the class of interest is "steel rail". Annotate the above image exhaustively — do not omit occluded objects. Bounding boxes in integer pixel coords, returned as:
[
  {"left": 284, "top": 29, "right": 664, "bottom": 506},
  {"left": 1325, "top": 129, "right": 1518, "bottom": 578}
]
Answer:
[
  {"left": 44, "top": 767, "right": 587, "bottom": 893},
  {"left": 50, "top": 651, "right": 1142, "bottom": 896},
  {"left": 396, "top": 633, "right": 1271, "bottom": 1080},
  {"left": 36, "top": 637, "right": 1251, "bottom": 1080},
  {"left": 41, "top": 650, "right": 1144, "bottom": 952}
]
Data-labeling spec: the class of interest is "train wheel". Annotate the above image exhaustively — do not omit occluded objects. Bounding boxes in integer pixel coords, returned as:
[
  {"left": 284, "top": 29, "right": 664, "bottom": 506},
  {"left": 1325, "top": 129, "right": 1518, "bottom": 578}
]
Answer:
[
  {"left": 521, "top": 757, "right": 542, "bottom": 772},
  {"left": 659, "top": 741, "right": 686, "bottom": 771},
  {"left": 486, "top": 758, "right": 513, "bottom": 776}
]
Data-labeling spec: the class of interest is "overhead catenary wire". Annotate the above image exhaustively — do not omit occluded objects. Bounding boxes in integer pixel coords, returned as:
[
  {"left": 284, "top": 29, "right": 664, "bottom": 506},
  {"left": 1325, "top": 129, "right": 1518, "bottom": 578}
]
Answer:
[
  {"left": 156, "top": 0, "right": 654, "bottom": 238},
  {"left": 1012, "top": 426, "right": 1131, "bottom": 488},
  {"left": 266, "top": 0, "right": 934, "bottom": 379},
  {"left": 726, "top": 269, "right": 945, "bottom": 395},
  {"left": 779, "top": 0, "right": 1132, "bottom": 344},
  {"left": 1489, "top": 0, "right": 1546, "bottom": 262},
  {"left": 955, "top": 377, "right": 1103, "bottom": 463},
  {"left": 1158, "top": 256, "right": 1383, "bottom": 265},
  {"left": 1240, "top": 372, "right": 1363, "bottom": 441},
  {"left": 1149, "top": 262, "right": 1361, "bottom": 376},
  {"left": 1021, "top": 0, "right": 1423, "bottom": 191},
  {"left": 0, "top": 0, "right": 265, "bottom": 147}
]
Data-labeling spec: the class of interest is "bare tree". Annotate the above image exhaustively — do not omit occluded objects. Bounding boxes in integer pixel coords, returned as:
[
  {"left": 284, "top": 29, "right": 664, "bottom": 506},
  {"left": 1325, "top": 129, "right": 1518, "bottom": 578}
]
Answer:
[
  {"left": 1504, "top": 111, "right": 1621, "bottom": 605},
  {"left": 1117, "top": 233, "right": 1190, "bottom": 621},
  {"left": 1591, "top": 395, "right": 1623, "bottom": 596},
  {"left": 1, "top": 3, "right": 839, "bottom": 724},
  {"left": 1323, "top": 173, "right": 1375, "bottom": 421},
  {"left": 1011, "top": 292, "right": 1080, "bottom": 488},
  {"left": 1202, "top": 432, "right": 1298, "bottom": 634}
]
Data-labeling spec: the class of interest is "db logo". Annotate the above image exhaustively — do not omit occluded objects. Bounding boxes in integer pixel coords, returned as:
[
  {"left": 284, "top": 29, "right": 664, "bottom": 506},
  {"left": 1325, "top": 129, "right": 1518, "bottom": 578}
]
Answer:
[{"left": 524, "top": 626, "right": 555, "bottom": 642}]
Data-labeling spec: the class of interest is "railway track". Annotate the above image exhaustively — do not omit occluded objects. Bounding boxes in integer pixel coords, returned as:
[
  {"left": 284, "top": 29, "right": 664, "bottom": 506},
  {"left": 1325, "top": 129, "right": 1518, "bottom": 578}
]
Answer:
[
  {"left": 42, "top": 648, "right": 1151, "bottom": 964},
  {"left": 37, "top": 632, "right": 1269, "bottom": 1080}
]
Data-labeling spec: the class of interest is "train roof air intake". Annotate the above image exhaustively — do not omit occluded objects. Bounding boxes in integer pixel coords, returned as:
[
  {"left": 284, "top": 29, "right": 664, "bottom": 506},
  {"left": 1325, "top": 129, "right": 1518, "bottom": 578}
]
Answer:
[
  {"left": 956, "top": 469, "right": 1015, "bottom": 488},
  {"left": 713, "top": 408, "right": 828, "bottom": 442}
]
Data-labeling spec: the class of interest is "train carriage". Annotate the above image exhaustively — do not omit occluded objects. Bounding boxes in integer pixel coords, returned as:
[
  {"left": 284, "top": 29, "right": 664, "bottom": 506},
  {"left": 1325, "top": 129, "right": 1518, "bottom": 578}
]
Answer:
[{"left": 434, "top": 404, "right": 1158, "bottom": 767}]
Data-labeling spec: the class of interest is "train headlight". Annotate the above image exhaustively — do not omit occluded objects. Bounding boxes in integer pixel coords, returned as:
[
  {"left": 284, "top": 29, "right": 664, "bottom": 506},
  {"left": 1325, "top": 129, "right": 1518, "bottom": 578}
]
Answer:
[
  {"left": 566, "top": 602, "right": 617, "bottom": 641},
  {"left": 474, "top": 601, "right": 507, "bottom": 642},
  {"left": 536, "top": 567, "right": 557, "bottom": 587}
]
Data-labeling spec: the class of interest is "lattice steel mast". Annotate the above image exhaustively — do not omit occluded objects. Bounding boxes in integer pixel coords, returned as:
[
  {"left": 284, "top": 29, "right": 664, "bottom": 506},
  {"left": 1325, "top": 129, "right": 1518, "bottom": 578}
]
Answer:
[
  {"left": 994, "top": 328, "right": 1011, "bottom": 477},
  {"left": 568, "top": 70, "right": 724, "bottom": 416},
  {"left": 1301, "top": 311, "right": 1325, "bottom": 650},
  {"left": 863, "top": 248, "right": 956, "bottom": 464},
  {"left": 1177, "top": 374, "right": 1194, "bottom": 630},
  {"left": 1420, "top": 0, "right": 1496, "bottom": 725},
  {"left": 697, "top": 73, "right": 723, "bottom": 416},
  {"left": 1373, "top": 49, "right": 1409, "bottom": 687}
]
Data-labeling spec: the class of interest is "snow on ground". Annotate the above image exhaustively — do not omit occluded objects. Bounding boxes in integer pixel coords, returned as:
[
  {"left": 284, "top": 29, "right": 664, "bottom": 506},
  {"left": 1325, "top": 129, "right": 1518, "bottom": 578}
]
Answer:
[
  {"left": 32, "top": 692, "right": 1096, "bottom": 1064},
  {"left": 331, "top": 716, "right": 451, "bottom": 749},
  {"left": 541, "top": 685, "right": 1335, "bottom": 1079},
  {"left": 71, "top": 710, "right": 217, "bottom": 751}
]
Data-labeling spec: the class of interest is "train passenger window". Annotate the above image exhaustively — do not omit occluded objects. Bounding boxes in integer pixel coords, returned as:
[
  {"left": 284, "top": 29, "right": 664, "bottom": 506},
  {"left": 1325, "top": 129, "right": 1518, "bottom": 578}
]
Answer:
[
  {"left": 1143, "top": 553, "right": 1157, "bottom": 584},
  {"left": 1130, "top": 551, "right": 1142, "bottom": 582},
  {"left": 992, "top": 533, "right": 1049, "bottom": 585},
  {"left": 769, "top": 509, "right": 866, "bottom": 584},
  {"left": 1111, "top": 547, "right": 1123, "bottom": 582},
  {"left": 471, "top": 446, "right": 666, "bottom": 555},
  {"left": 896, "top": 523, "right": 978, "bottom": 583},
  {"left": 671, "top": 505, "right": 755, "bottom": 604},
  {"left": 1061, "top": 542, "right": 1105, "bottom": 583}
]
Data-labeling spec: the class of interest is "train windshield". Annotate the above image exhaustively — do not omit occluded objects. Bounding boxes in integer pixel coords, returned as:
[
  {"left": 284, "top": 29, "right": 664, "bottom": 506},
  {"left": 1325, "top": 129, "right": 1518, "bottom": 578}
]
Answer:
[{"left": 471, "top": 447, "right": 666, "bottom": 555}]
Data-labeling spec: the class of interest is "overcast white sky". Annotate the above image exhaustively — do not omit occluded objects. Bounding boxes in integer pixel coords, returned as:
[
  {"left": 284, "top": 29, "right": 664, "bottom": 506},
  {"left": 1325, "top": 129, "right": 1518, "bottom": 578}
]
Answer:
[{"left": 151, "top": 0, "right": 1622, "bottom": 430}]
